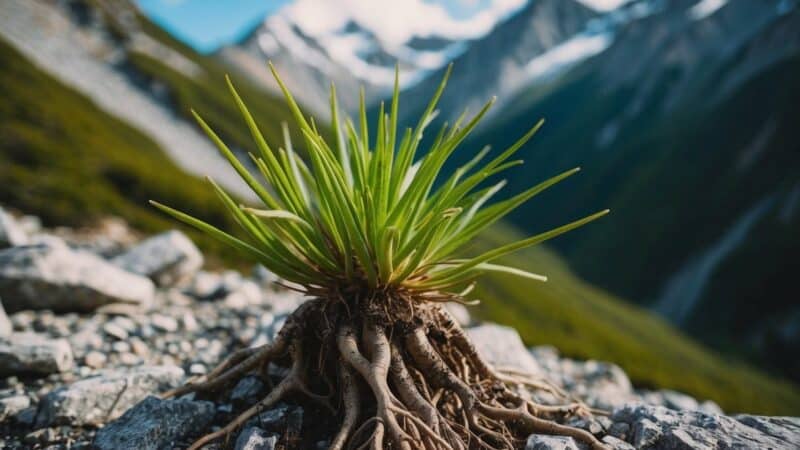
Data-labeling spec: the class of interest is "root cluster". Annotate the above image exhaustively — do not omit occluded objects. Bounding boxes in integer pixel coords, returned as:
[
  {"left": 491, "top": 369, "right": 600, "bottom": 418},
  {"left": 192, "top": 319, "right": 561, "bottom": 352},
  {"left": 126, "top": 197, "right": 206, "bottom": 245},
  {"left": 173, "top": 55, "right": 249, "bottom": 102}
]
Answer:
[{"left": 162, "top": 297, "right": 609, "bottom": 449}]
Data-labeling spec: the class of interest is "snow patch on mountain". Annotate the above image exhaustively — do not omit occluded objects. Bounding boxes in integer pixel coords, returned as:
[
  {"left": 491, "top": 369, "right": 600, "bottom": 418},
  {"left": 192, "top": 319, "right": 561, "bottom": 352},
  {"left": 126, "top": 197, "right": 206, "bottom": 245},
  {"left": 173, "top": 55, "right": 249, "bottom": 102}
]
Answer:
[
  {"left": 525, "top": 32, "right": 612, "bottom": 81},
  {"left": 688, "top": 0, "right": 728, "bottom": 20}
]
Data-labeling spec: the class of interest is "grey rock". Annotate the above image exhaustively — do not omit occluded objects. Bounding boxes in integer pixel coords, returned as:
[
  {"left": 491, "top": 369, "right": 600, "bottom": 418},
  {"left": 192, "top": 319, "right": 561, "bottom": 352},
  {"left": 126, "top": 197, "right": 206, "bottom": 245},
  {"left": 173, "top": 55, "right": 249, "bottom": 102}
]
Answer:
[
  {"left": 612, "top": 404, "right": 800, "bottom": 449},
  {"left": 235, "top": 427, "right": 277, "bottom": 450},
  {"left": 0, "top": 207, "right": 28, "bottom": 248},
  {"left": 0, "top": 332, "right": 73, "bottom": 376},
  {"left": 93, "top": 396, "right": 214, "bottom": 450},
  {"left": 231, "top": 375, "right": 267, "bottom": 407},
  {"left": 245, "top": 403, "right": 293, "bottom": 432},
  {"left": 734, "top": 415, "right": 800, "bottom": 445},
  {"left": 466, "top": 323, "right": 542, "bottom": 375},
  {"left": 186, "top": 271, "right": 225, "bottom": 299},
  {"left": 150, "top": 314, "right": 179, "bottom": 333},
  {"left": 0, "top": 298, "right": 11, "bottom": 338},
  {"left": 601, "top": 435, "right": 634, "bottom": 450},
  {"left": 112, "top": 230, "right": 203, "bottom": 286},
  {"left": 35, "top": 365, "right": 183, "bottom": 427},
  {"left": 444, "top": 302, "right": 471, "bottom": 326},
  {"left": 0, "top": 393, "right": 31, "bottom": 421},
  {"left": 525, "top": 434, "right": 579, "bottom": 450},
  {"left": 0, "top": 240, "right": 155, "bottom": 313},
  {"left": 632, "top": 418, "right": 662, "bottom": 448}
]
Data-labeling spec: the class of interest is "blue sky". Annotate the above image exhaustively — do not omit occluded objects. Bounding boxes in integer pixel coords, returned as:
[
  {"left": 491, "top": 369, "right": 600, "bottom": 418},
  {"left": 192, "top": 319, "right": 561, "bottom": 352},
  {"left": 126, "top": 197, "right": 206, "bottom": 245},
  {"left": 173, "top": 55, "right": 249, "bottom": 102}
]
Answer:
[
  {"left": 135, "top": 0, "right": 293, "bottom": 53},
  {"left": 134, "top": 0, "right": 518, "bottom": 53}
]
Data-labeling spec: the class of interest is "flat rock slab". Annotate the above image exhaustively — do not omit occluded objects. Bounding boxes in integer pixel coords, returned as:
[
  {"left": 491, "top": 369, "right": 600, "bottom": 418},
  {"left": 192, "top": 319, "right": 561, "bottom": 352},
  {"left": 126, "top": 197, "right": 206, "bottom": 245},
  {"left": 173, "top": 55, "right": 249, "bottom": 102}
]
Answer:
[
  {"left": 466, "top": 323, "right": 542, "bottom": 375},
  {"left": 0, "top": 332, "right": 73, "bottom": 376},
  {"left": 612, "top": 404, "right": 800, "bottom": 449},
  {"left": 93, "top": 396, "right": 214, "bottom": 450},
  {"left": 35, "top": 365, "right": 184, "bottom": 427},
  {"left": 0, "top": 239, "right": 155, "bottom": 313},
  {"left": 112, "top": 230, "right": 202, "bottom": 286}
]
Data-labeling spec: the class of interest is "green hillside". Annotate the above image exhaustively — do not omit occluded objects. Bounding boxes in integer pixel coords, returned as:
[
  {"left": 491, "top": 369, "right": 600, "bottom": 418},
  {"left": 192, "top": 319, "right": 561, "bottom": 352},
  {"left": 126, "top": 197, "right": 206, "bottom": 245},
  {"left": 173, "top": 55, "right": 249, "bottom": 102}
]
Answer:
[
  {"left": 2, "top": 37, "right": 798, "bottom": 416},
  {"left": 460, "top": 21, "right": 800, "bottom": 380},
  {"left": 469, "top": 223, "right": 800, "bottom": 415}
]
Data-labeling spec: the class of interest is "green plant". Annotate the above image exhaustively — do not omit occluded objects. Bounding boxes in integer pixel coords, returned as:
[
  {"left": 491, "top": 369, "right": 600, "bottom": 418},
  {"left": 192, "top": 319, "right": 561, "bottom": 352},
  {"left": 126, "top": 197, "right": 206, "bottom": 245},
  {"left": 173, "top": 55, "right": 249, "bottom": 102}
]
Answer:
[{"left": 155, "top": 64, "right": 609, "bottom": 450}]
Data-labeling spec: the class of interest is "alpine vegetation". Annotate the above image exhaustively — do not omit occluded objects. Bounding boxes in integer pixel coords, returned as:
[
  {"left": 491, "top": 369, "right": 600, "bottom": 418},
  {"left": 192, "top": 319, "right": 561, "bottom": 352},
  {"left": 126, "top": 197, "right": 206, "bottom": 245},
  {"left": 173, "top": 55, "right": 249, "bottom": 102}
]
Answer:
[{"left": 152, "top": 63, "right": 609, "bottom": 450}]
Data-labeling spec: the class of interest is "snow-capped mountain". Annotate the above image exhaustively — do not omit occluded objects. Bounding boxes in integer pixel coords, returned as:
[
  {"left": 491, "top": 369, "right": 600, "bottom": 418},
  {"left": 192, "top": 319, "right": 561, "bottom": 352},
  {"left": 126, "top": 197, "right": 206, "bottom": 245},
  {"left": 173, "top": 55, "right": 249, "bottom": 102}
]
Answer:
[{"left": 217, "top": 0, "right": 528, "bottom": 117}]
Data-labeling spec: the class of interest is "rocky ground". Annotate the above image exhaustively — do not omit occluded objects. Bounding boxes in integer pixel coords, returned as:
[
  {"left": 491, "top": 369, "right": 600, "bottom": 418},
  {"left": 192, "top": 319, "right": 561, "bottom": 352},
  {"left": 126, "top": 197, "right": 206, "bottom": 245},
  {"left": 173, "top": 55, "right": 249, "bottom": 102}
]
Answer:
[{"left": 0, "top": 205, "right": 798, "bottom": 450}]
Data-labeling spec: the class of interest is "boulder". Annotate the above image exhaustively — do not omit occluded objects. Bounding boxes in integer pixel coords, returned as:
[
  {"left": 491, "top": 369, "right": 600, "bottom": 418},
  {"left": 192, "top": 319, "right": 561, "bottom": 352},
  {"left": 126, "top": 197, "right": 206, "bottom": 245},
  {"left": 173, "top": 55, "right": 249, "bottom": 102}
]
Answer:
[
  {"left": 235, "top": 426, "right": 278, "bottom": 450},
  {"left": 0, "top": 298, "right": 11, "bottom": 338},
  {"left": 0, "top": 332, "right": 73, "bottom": 376},
  {"left": 466, "top": 323, "right": 542, "bottom": 375},
  {"left": 0, "top": 207, "right": 27, "bottom": 248},
  {"left": 93, "top": 396, "right": 214, "bottom": 450},
  {"left": 35, "top": 365, "right": 184, "bottom": 427},
  {"left": 112, "top": 230, "right": 202, "bottom": 286},
  {"left": 611, "top": 404, "right": 800, "bottom": 449},
  {"left": 0, "top": 239, "right": 155, "bottom": 313}
]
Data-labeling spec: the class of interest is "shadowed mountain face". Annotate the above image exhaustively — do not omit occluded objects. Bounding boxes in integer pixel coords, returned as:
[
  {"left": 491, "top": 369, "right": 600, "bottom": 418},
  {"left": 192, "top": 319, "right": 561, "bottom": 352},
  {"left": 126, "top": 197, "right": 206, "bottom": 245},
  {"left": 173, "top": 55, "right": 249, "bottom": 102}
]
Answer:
[{"left": 446, "top": 0, "right": 800, "bottom": 379}]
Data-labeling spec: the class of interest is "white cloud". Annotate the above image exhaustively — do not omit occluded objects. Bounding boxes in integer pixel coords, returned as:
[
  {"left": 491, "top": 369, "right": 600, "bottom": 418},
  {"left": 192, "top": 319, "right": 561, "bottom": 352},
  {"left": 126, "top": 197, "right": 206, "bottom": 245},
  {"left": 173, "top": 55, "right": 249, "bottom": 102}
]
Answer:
[{"left": 280, "top": 0, "right": 527, "bottom": 47}]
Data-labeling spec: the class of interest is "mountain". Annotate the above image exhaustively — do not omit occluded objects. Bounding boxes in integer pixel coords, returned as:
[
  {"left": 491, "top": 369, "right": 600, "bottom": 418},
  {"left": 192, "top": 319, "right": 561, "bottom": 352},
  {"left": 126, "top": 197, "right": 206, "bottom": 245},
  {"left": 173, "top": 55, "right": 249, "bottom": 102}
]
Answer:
[
  {"left": 216, "top": 0, "right": 528, "bottom": 117},
  {"left": 395, "top": 0, "right": 600, "bottom": 125},
  {"left": 452, "top": 0, "right": 800, "bottom": 379}
]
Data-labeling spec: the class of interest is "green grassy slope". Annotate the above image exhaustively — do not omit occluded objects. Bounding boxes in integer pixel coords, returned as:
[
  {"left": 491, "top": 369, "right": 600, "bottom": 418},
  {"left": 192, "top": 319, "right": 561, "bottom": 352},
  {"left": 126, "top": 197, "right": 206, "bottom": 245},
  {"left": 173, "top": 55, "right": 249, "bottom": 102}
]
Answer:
[
  {"left": 2, "top": 35, "right": 798, "bottom": 416},
  {"left": 0, "top": 39, "right": 240, "bottom": 264},
  {"left": 468, "top": 223, "right": 800, "bottom": 415},
  {"left": 122, "top": 15, "right": 309, "bottom": 152}
]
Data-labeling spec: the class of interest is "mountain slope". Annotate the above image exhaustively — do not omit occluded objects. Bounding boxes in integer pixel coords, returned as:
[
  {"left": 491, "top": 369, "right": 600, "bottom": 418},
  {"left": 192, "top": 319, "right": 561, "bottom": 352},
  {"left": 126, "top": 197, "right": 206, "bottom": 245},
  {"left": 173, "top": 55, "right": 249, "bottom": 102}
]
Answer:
[
  {"left": 460, "top": 0, "right": 800, "bottom": 379},
  {"left": 0, "top": 0, "right": 304, "bottom": 200},
  {"left": 395, "top": 0, "right": 598, "bottom": 125},
  {"left": 3, "top": 19, "right": 799, "bottom": 416}
]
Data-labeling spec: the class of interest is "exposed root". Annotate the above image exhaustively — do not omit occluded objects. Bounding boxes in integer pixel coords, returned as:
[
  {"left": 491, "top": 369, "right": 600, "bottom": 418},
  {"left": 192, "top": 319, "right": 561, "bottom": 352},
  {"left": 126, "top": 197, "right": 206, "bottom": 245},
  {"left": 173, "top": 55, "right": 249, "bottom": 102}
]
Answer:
[{"left": 165, "top": 298, "right": 610, "bottom": 449}]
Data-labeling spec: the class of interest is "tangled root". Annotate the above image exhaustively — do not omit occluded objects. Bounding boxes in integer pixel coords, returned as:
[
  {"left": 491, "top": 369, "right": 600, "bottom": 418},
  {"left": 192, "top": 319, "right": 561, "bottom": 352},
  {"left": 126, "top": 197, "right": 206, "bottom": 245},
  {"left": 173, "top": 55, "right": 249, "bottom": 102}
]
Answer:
[{"left": 162, "top": 297, "right": 609, "bottom": 449}]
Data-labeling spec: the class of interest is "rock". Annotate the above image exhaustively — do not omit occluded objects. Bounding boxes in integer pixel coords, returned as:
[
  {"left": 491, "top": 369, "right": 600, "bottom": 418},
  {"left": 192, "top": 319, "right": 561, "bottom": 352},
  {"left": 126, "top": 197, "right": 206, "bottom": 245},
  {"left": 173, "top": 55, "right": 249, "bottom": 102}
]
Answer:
[
  {"left": 0, "top": 298, "right": 11, "bottom": 338},
  {"left": 0, "top": 393, "right": 31, "bottom": 421},
  {"left": 83, "top": 350, "right": 107, "bottom": 369},
  {"left": 0, "top": 332, "right": 73, "bottom": 376},
  {"left": 93, "top": 396, "right": 214, "bottom": 450},
  {"left": 444, "top": 302, "right": 471, "bottom": 326},
  {"left": 245, "top": 403, "right": 295, "bottom": 432},
  {"left": 611, "top": 404, "right": 800, "bottom": 449},
  {"left": 0, "top": 240, "right": 155, "bottom": 313},
  {"left": 150, "top": 314, "right": 179, "bottom": 333},
  {"left": 234, "top": 427, "right": 277, "bottom": 450},
  {"left": 525, "top": 434, "right": 579, "bottom": 450},
  {"left": 185, "top": 271, "right": 224, "bottom": 299},
  {"left": 466, "top": 323, "right": 542, "bottom": 375},
  {"left": 601, "top": 435, "right": 635, "bottom": 450},
  {"left": 0, "top": 207, "right": 28, "bottom": 248},
  {"left": 231, "top": 375, "right": 267, "bottom": 408},
  {"left": 224, "top": 280, "right": 263, "bottom": 310},
  {"left": 112, "top": 230, "right": 203, "bottom": 286},
  {"left": 734, "top": 415, "right": 800, "bottom": 445},
  {"left": 35, "top": 365, "right": 183, "bottom": 427}
]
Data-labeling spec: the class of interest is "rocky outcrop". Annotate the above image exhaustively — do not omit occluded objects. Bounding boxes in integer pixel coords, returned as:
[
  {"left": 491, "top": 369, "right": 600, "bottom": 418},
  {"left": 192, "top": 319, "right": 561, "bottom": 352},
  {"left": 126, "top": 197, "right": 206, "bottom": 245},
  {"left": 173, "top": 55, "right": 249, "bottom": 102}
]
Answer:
[
  {"left": 35, "top": 365, "right": 184, "bottom": 427},
  {"left": 0, "top": 239, "right": 155, "bottom": 313},
  {"left": 112, "top": 230, "right": 203, "bottom": 286},
  {"left": 611, "top": 405, "right": 800, "bottom": 449},
  {"left": 93, "top": 396, "right": 215, "bottom": 450}
]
